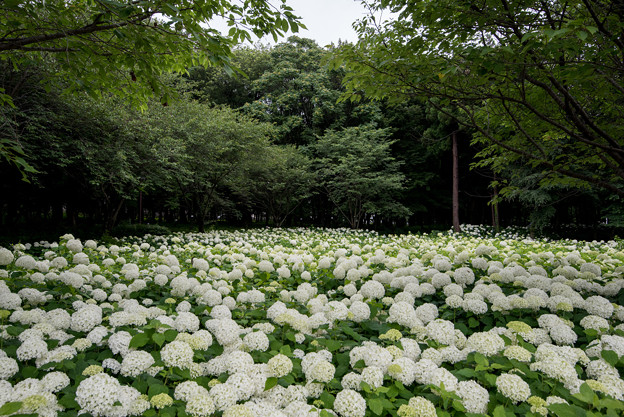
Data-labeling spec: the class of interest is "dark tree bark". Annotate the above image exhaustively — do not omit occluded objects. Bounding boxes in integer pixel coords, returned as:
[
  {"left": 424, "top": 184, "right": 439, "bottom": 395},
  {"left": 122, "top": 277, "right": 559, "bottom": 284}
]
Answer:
[{"left": 452, "top": 131, "right": 461, "bottom": 233}]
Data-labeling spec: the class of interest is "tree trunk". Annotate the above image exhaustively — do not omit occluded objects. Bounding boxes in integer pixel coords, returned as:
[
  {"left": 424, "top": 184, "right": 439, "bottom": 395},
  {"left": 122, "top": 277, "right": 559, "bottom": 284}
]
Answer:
[
  {"left": 138, "top": 190, "right": 143, "bottom": 224},
  {"left": 104, "top": 199, "right": 124, "bottom": 234},
  {"left": 197, "top": 213, "right": 205, "bottom": 232},
  {"left": 491, "top": 172, "right": 500, "bottom": 233},
  {"left": 452, "top": 131, "right": 461, "bottom": 233}
]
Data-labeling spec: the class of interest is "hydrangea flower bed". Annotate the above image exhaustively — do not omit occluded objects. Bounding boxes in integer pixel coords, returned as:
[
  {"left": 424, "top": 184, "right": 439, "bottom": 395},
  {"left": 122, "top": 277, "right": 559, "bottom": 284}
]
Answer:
[{"left": 1, "top": 228, "right": 624, "bottom": 417}]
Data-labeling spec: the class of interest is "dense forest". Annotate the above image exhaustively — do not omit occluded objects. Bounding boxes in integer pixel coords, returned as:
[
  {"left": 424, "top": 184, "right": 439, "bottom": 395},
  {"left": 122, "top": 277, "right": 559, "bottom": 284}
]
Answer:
[{"left": 1, "top": 0, "right": 623, "bottom": 241}]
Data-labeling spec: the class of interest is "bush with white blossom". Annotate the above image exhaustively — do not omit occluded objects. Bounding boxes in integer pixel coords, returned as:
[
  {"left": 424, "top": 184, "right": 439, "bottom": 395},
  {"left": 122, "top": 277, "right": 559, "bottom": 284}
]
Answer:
[{"left": 0, "top": 228, "right": 623, "bottom": 417}]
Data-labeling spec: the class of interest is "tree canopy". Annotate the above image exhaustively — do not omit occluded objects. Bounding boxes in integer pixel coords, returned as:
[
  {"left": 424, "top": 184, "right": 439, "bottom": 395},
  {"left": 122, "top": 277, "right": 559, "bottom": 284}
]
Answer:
[
  {"left": 0, "top": 0, "right": 302, "bottom": 173},
  {"left": 334, "top": 0, "right": 624, "bottom": 197},
  {"left": 311, "top": 125, "right": 410, "bottom": 229},
  {"left": 2, "top": 32, "right": 615, "bottom": 239},
  {"left": 0, "top": 0, "right": 302, "bottom": 103}
]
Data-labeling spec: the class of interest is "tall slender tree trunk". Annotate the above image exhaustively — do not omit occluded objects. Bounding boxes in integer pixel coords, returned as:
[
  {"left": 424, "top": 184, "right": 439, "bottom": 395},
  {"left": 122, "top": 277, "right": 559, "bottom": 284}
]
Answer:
[
  {"left": 452, "top": 131, "right": 461, "bottom": 233},
  {"left": 491, "top": 172, "right": 500, "bottom": 233},
  {"left": 197, "top": 213, "right": 205, "bottom": 232},
  {"left": 138, "top": 190, "right": 143, "bottom": 224},
  {"left": 104, "top": 199, "right": 124, "bottom": 234}
]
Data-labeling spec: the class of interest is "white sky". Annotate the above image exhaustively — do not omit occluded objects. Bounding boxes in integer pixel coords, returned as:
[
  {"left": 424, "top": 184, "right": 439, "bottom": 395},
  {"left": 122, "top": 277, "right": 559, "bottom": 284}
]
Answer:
[
  {"left": 276, "top": 0, "right": 370, "bottom": 47},
  {"left": 209, "top": 0, "right": 371, "bottom": 47}
]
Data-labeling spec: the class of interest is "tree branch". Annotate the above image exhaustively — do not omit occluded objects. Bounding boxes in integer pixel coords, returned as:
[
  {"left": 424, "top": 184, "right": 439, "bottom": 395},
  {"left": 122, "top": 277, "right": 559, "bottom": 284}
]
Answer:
[{"left": 0, "top": 13, "right": 154, "bottom": 52}]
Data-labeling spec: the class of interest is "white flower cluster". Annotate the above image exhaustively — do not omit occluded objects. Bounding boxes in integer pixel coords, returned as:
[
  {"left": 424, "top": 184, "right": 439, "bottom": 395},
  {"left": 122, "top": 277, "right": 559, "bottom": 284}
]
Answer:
[{"left": 3, "top": 227, "right": 624, "bottom": 417}]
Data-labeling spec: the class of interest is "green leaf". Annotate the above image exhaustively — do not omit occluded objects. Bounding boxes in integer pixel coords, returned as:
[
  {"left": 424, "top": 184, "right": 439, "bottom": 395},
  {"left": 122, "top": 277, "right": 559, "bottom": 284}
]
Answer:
[
  {"left": 320, "top": 391, "right": 335, "bottom": 409},
  {"left": 452, "top": 400, "right": 466, "bottom": 412},
  {"left": 575, "top": 382, "right": 595, "bottom": 404},
  {"left": 493, "top": 405, "right": 507, "bottom": 417},
  {"left": 58, "top": 394, "right": 79, "bottom": 409},
  {"left": 0, "top": 402, "right": 22, "bottom": 416},
  {"left": 129, "top": 332, "right": 150, "bottom": 348},
  {"left": 474, "top": 352, "right": 488, "bottom": 367},
  {"left": 549, "top": 403, "right": 587, "bottom": 417},
  {"left": 164, "top": 329, "right": 178, "bottom": 342},
  {"left": 368, "top": 398, "right": 384, "bottom": 416},
  {"left": 21, "top": 367, "right": 38, "bottom": 378},
  {"left": 340, "top": 324, "right": 363, "bottom": 341},
  {"left": 369, "top": 303, "right": 378, "bottom": 318},
  {"left": 280, "top": 345, "right": 292, "bottom": 356},
  {"left": 601, "top": 350, "right": 619, "bottom": 367},
  {"left": 600, "top": 398, "right": 624, "bottom": 411},
  {"left": 359, "top": 381, "right": 372, "bottom": 393},
  {"left": 483, "top": 373, "right": 497, "bottom": 386},
  {"left": 177, "top": 406, "right": 188, "bottom": 417},
  {"left": 6, "top": 326, "right": 22, "bottom": 336},
  {"left": 319, "top": 338, "right": 342, "bottom": 352},
  {"left": 264, "top": 377, "right": 278, "bottom": 391},
  {"left": 148, "top": 384, "right": 169, "bottom": 397},
  {"left": 521, "top": 32, "right": 538, "bottom": 42},
  {"left": 160, "top": 406, "right": 176, "bottom": 417},
  {"left": 152, "top": 333, "right": 166, "bottom": 347},
  {"left": 468, "top": 317, "right": 480, "bottom": 328}
]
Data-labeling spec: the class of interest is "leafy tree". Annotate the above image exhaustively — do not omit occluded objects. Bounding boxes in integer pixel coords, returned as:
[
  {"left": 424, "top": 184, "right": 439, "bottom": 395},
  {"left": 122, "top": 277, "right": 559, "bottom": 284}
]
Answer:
[
  {"left": 311, "top": 125, "right": 410, "bottom": 229},
  {"left": 0, "top": 0, "right": 302, "bottom": 174},
  {"left": 334, "top": 0, "right": 624, "bottom": 197},
  {"left": 234, "top": 145, "right": 314, "bottom": 227},
  {"left": 0, "top": 67, "right": 157, "bottom": 233},
  {"left": 184, "top": 46, "right": 273, "bottom": 107},
  {"left": 142, "top": 101, "right": 274, "bottom": 232},
  {"left": 0, "top": 0, "right": 302, "bottom": 103},
  {"left": 243, "top": 37, "right": 337, "bottom": 145},
  {"left": 242, "top": 37, "right": 385, "bottom": 145}
]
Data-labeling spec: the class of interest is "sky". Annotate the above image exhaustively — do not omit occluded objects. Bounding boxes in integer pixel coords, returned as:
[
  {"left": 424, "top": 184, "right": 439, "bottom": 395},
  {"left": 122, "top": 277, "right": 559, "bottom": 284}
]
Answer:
[
  {"left": 275, "top": 0, "right": 370, "bottom": 47},
  {"left": 210, "top": 0, "right": 372, "bottom": 47}
]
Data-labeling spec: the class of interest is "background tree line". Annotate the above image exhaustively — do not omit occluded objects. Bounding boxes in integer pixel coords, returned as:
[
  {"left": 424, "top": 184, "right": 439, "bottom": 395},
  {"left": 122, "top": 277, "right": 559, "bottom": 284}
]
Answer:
[{"left": 1, "top": 34, "right": 615, "bottom": 242}]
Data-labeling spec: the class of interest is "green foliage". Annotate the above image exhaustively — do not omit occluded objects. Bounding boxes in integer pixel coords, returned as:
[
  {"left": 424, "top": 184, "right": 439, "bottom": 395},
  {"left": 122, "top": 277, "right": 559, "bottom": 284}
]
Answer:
[
  {"left": 311, "top": 124, "right": 410, "bottom": 228},
  {"left": 0, "top": 0, "right": 303, "bottom": 177},
  {"left": 335, "top": 0, "right": 624, "bottom": 197},
  {"left": 134, "top": 100, "right": 275, "bottom": 231},
  {"left": 242, "top": 37, "right": 383, "bottom": 145},
  {"left": 0, "top": 0, "right": 303, "bottom": 106},
  {"left": 234, "top": 144, "right": 315, "bottom": 227}
]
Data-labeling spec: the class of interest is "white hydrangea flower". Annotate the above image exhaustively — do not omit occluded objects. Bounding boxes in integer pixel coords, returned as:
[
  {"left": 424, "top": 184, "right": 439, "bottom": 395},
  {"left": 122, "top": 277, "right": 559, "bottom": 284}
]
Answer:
[
  {"left": 426, "top": 319, "right": 456, "bottom": 346},
  {"left": 16, "top": 338, "right": 48, "bottom": 361},
  {"left": 186, "top": 394, "right": 215, "bottom": 417},
  {"left": 305, "top": 359, "right": 335, "bottom": 383},
  {"left": 0, "top": 248, "right": 14, "bottom": 265},
  {"left": 407, "top": 396, "right": 436, "bottom": 417},
  {"left": 457, "top": 380, "right": 489, "bottom": 414},
  {"left": 388, "top": 357, "right": 417, "bottom": 386},
  {"left": 267, "top": 353, "right": 293, "bottom": 378},
  {"left": 41, "top": 372, "right": 70, "bottom": 393},
  {"left": 75, "top": 373, "right": 122, "bottom": 416},
  {"left": 496, "top": 373, "right": 531, "bottom": 404},
  {"left": 0, "top": 357, "right": 19, "bottom": 379},
  {"left": 360, "top": 280, "right": 385, "bottom": 300},
  {"left": 120, "top": 350, "right": 155, "bottom": 377},
  {"left": 334, "top": 389, "right": 366, "bottom": 417},
  {"left": 466, "top": 332, "right": 505, "bottom": 356},
  {"left": 348, "top": 301, "right": 370, "bottom": 322},
  {"left": 584, "top": 296, "right": 614, "bottom": 318},
  {"left": 210, "top": 383, "right": 239, "bottom": 411},
  {"left": 161, "top": 341, "right": 194, "bottom": 369},
  {"left": 174, "top": 381, "right": 209, "bottom": 402}
]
